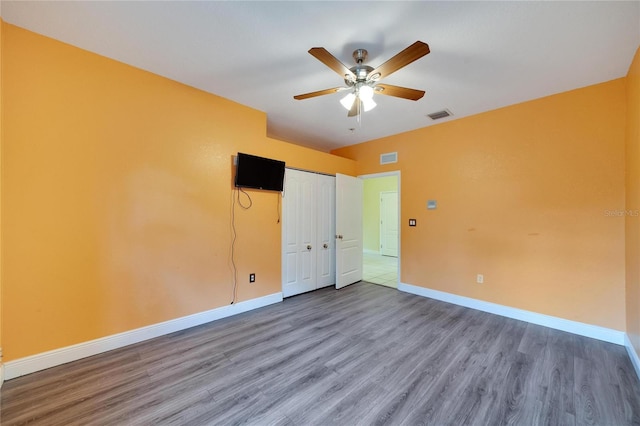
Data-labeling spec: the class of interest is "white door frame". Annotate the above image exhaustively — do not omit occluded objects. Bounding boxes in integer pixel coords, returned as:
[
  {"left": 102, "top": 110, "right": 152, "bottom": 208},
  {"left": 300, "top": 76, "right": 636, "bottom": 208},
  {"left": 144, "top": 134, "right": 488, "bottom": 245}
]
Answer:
[{"left": 360, "top": 171, "right": 401, "bottom": 286}]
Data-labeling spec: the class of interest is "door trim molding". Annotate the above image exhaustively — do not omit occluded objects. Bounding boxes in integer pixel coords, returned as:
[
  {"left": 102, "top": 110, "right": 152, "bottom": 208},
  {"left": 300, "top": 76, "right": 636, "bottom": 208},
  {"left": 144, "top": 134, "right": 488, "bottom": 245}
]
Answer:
[
  {"left": 359, "top": 171, "right": 401, "bottom": 179},
  {"left": 285, "top": 166, "right": 334, "bottom": 177}
]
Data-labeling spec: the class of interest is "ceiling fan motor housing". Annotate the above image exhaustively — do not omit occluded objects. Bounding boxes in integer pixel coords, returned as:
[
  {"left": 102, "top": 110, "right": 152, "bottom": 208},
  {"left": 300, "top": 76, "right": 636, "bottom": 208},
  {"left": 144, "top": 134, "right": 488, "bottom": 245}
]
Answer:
[
  {"left": 345, "top": 48, "right": 374, "bottom": 86},
  {"left": 345, "top": 64, "right": 373, "bottom": 86},
  {"left": 353, "top": 48, "right": 368, "bottom": 63}
]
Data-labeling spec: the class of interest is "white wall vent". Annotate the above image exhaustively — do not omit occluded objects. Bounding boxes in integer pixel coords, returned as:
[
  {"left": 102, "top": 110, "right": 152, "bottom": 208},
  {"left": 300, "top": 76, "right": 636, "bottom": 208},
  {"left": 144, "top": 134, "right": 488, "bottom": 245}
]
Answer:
[
  {"left": 427, "top": 109, "right": 453, "bottom": 120},
  {"left": 380, "top": 152, "right": 398, "bottom": 165}
]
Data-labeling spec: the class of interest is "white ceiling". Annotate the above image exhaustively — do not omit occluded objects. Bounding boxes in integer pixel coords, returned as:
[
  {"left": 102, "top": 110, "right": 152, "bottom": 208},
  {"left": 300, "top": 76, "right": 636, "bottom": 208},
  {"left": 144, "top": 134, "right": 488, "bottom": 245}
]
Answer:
[{"left": 2, "top": 1, "right": 639, "bottom": 152}]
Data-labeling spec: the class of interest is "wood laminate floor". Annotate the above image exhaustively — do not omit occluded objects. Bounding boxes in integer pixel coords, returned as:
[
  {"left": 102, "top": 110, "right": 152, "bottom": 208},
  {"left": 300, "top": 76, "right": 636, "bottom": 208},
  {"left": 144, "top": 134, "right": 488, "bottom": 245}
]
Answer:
[{"left": 2, "top": 282, "right": 640, "bottom": 425}]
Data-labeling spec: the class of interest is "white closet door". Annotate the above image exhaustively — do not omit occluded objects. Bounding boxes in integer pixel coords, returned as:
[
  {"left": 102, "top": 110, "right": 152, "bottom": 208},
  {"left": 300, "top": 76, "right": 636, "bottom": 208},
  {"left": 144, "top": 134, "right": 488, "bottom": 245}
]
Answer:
[
  {"left": 336, "top": 173, "right": 363, "bottom": 289},
  {"left": 316, "top": 174, "right": 336, "bottom": 288},
  {"left": 282, "top": 169, "right": 317, "bottom": 297}
]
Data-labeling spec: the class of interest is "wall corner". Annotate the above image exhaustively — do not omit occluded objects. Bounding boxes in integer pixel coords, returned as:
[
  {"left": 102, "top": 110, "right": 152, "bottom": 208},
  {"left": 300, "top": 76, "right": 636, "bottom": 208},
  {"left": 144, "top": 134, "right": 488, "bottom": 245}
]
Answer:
[
  {"left": 625, "top": 334, "right": 640, "bottom": 381},
  {"left": 0, "top": 348, "right": 4, "bottom": 388}
]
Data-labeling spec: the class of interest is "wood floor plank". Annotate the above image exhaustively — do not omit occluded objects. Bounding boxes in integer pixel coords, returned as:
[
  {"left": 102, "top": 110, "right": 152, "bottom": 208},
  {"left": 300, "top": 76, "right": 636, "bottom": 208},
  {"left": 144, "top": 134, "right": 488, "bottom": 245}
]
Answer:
[
  {"left": 2, "top": 282, "right": 639, "bottom": 425},
  {"left": 575, "top": 356, "right": 606, "bottom": 425},
  {"left": 537, "top": 329, "right": 577, "bottom": 425},
  {"left": 469, "top": 317, "right": 530, "bottom": 424}
]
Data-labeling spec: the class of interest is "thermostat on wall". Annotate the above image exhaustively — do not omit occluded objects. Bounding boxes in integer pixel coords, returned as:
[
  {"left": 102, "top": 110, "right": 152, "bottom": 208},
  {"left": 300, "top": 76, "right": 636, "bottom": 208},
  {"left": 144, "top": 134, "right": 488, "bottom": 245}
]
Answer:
[{"left": 427, "top": 200, "right": 437, "bottom": 209}]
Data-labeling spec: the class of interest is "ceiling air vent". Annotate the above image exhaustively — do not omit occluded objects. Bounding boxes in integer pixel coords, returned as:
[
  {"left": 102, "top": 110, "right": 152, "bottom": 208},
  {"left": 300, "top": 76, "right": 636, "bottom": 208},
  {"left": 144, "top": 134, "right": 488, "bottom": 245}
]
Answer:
[
  {"left": 380, "top": 152, "right": 398, "bottom": 165},
  {"left": 427, "top": 109, "right": 453, "bottom": 120}
]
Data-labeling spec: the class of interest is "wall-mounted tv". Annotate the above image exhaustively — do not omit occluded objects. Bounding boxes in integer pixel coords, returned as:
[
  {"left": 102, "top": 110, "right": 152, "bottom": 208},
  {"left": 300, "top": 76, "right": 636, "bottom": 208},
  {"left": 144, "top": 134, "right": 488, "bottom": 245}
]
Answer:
[{"left": 234, "top": 152, "right": 286, "bottom": 192}]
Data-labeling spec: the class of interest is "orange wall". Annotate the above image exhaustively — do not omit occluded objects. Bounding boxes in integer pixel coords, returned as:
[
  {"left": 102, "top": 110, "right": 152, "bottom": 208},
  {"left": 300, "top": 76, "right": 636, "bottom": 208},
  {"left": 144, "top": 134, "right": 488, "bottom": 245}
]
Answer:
[
  {"left": 0, "top": 18, "right": 3, "bottom": 355},
  {"left": 334, "top": 79, "right": 627, "bottom": 330},
  {"left": 1, "top": 23, "right": 355, "bottom": 361},
  {"left": 626, "top": 47, "right": 640, "bottom": 353}
]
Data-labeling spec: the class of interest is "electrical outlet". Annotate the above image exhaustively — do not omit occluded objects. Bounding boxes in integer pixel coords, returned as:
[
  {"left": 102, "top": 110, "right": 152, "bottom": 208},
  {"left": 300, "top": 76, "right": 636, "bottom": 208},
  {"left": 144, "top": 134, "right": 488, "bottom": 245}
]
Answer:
[
  {"left": 476, "top": 274, "right": 484, "bottom": 284},
  {"left": 249, "top": 273, "right": 255, "bottom": 283}
]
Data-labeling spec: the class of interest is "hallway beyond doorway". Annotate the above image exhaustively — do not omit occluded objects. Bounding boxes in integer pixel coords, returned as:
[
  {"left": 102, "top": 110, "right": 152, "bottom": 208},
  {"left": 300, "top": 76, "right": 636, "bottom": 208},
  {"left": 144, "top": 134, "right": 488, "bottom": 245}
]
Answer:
[{"left": 363, "top": 252, "right": 398, "bottom": 288}]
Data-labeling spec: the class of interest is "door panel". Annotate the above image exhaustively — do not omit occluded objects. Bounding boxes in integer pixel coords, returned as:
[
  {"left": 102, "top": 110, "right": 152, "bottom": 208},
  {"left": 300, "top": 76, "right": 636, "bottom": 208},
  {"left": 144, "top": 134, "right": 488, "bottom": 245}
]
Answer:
[
  {"left": 298, "top": 176, "right": 316, "bottom": 285},
  {"left": 336, "top": 173, "right": 363, "bottom": 289},
  {"left": 380, "top": 191, "right": 399, "bottom": 257},
  {"left": 317, "top": 174, "right": 336, "bottom": 288},
  {"left": 282, "top": 169, "right": 317, "bottom": 297}
]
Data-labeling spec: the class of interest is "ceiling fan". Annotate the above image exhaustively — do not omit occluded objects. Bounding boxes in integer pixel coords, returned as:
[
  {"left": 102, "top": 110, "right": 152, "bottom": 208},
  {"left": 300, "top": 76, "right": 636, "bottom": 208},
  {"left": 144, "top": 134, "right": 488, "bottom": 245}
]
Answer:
[{"left": 294, "top": 41, "right": 430, "bottom": 118}]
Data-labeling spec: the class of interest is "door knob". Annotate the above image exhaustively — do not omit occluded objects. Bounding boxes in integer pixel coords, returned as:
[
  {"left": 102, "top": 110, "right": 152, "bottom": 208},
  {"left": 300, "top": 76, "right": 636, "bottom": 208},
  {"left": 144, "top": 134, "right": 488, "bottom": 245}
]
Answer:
[
  {"left": 336, "top": 234, "right": 343, "bottom": 240},
  {"left": 307, "top": 245, "right": 312, "bottom": 250},
  {"left": 323, "top": 243, "right": 328, "bottom": 249}
]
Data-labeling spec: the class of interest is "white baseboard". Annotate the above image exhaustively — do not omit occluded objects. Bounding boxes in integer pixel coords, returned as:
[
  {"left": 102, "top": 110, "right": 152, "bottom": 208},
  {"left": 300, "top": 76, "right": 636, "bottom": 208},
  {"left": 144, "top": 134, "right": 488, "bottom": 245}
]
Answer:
[
  {"left": 625, "top": 334, "right": 640, "bottom": 380},
  {"left": 398, "top": 282, "right": 625, "bottom": 345},
  {"left": 4, "top": 292, "right": 283, "bottom": 380}
]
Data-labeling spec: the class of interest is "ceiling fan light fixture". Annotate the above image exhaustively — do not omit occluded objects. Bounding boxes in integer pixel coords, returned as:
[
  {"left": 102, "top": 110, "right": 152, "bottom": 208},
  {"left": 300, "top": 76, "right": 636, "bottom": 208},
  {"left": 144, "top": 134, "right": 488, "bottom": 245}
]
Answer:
[
  {"left": 340, "top": 92, "right": 356, "bottom": 110},
  {"left": 359, "top": 85, "right": 374, "bottom": 100},
  {"left": 361, "top": 96, "right": 377, "bottom": 112}
]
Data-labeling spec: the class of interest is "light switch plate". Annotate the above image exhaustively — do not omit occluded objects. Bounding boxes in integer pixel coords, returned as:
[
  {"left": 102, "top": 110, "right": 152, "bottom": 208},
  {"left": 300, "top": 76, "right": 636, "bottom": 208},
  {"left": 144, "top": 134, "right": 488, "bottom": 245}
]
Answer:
[{"left": 409, "top": 219, "right": 417, "bottom": 226}]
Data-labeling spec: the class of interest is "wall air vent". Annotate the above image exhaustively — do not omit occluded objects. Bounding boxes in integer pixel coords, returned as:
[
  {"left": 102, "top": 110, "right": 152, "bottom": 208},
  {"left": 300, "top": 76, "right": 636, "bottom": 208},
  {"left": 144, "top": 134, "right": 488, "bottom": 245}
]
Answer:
[
  {"left": 380, "top": 152, "right": 398, "bottom": 165},
  {"left": 427, "top": 109, "right": 453, "bottom": 120}
]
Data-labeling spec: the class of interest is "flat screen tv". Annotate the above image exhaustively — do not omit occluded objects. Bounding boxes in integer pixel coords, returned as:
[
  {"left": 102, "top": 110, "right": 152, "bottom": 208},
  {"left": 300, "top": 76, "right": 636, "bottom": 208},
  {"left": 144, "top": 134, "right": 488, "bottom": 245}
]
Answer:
[{"left": 234, "top": 152, "right": 286, "bottom": 192}]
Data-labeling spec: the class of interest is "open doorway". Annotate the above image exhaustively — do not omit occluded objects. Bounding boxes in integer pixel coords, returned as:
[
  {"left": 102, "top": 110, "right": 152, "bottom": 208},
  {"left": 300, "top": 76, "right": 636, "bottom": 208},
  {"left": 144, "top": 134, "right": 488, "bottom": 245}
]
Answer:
[{"left": 360, "top": 172, "right": 400, "bottom": 288}]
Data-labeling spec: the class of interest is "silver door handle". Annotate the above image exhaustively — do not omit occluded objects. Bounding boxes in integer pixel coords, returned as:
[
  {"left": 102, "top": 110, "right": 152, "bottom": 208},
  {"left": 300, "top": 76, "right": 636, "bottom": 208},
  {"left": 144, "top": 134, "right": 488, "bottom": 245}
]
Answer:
[
  {"left": 307, "top": 245, "right": 312, "bottom": 250},
  {"left": 336, "top": 234, "right": 343, "bottom": 239}
]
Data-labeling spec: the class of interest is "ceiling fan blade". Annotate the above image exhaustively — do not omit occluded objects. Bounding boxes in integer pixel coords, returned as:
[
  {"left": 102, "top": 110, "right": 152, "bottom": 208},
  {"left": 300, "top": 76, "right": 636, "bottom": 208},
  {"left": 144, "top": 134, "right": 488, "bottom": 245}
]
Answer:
[
  {"left": 375, "top": 84, "right": 425, "bottom": 101},
  {"left": 347, "top": 97, "right": 359, "bottom": 117},
  {"left": 369, "top": 41, "right": 430, "bottom": 80},
  {"left": 309, "top": 47, "right": 356, "bottom": 80},
  {"left": 293, "top": 87, "right": 344, "bottom": 100}
]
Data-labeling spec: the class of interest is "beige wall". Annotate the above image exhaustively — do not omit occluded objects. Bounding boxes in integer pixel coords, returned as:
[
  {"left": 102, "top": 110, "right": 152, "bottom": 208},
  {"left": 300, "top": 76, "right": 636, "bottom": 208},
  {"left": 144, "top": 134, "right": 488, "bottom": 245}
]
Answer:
[
  {"left": 334, "top": 79, "right": 627, "bottom": 330},
  {"left": 363, "top": 176, "right": 398, "bottom": 253},
  {"left": 626, "top": 46, "right": 640, "bottom": 354}
]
